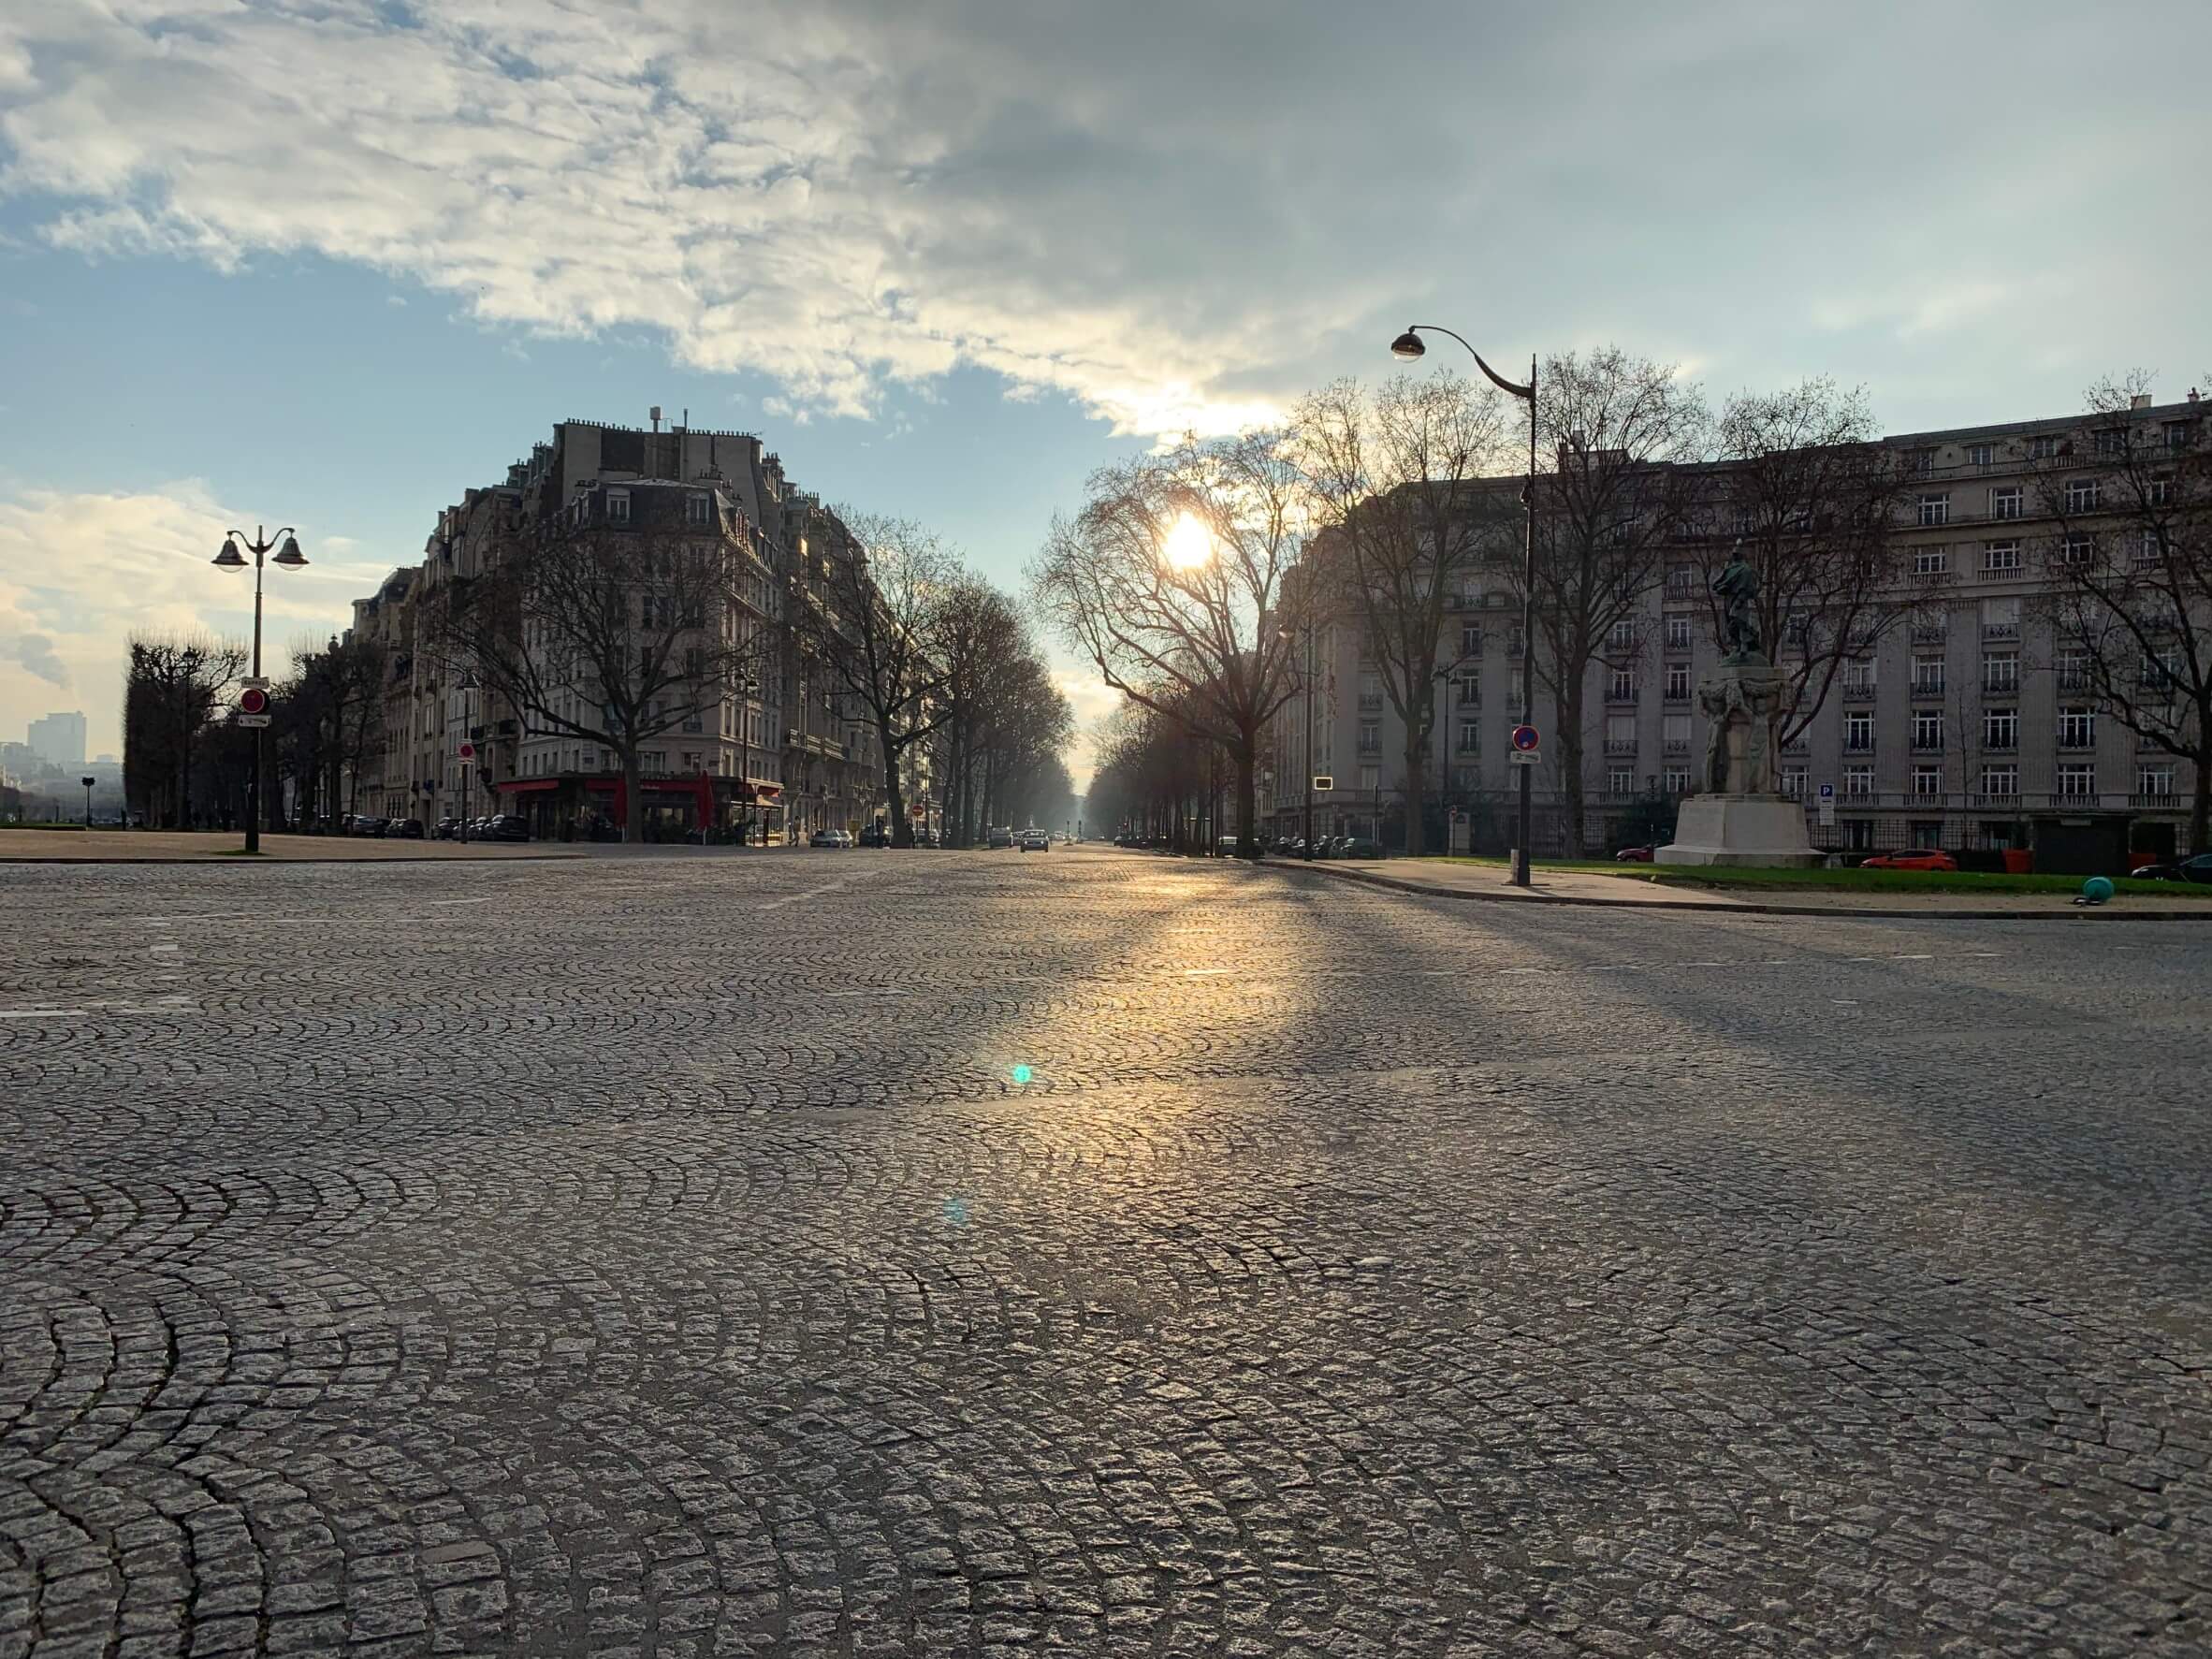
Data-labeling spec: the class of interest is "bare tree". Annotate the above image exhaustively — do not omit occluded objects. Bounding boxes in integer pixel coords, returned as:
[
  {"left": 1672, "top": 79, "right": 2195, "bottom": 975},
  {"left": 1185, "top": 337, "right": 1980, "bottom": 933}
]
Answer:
[
  {"left": 433, "top": 501, "right": 774, "bottom": 843},
  {"left": 1294, "top": 372, "right": 1511, "bottom": 853},
  {"left": 2030, "top": 372, "right": 2212, "bottom": 848},
  {"left": 1519, "top": 348, "right": 1708, "bottom": 851},
  {"left": 123, "top": 633, "right": 246, "bottom": 828},
  {"left": 1699, "top": 379, "right": 1910, "bottom": 746},
  {"left": 794, "top": 513, "right": 957, "bottom": 847},
  {"left": 1032, "top": 429, "right": 1311, "bottom": 855}
]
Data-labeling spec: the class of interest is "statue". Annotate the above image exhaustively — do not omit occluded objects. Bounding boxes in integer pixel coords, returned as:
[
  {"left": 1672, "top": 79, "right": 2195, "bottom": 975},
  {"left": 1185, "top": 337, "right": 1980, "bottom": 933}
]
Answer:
[
  {"left": 1711, "top": 543, "right": 1763, "bottom": 662},
  {"left": 1698, "top": 678, "right": 1738, "bottom": 793}
]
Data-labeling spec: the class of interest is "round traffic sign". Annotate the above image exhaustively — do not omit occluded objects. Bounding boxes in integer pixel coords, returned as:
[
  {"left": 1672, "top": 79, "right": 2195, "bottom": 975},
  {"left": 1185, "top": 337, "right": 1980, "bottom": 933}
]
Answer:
[
  {"left": 1510, "top": 723, "right": 1539, "bottom": 752},
  {"left": 238, "top": 687, "right": 269, "bottom": 716},
  {"left": 458, "top": 741, "right": 476, "bottom": 763}
]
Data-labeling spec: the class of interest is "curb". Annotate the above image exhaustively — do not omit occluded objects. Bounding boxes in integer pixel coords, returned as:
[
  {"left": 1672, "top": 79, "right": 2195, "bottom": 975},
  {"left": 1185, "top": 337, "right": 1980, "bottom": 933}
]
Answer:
[
  {"left": 1260, "top": 857, "right": 2209, "bottom": 922},
  {"left": 0, "top": 852, "right": 589, "bottom": 866}
]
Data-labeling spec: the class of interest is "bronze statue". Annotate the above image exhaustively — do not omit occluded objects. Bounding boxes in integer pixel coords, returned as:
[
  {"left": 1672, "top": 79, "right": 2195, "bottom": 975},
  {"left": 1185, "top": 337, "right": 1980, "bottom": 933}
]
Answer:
[{"left": 1711, "top": 543, "right": 1763, "bottom": 662}]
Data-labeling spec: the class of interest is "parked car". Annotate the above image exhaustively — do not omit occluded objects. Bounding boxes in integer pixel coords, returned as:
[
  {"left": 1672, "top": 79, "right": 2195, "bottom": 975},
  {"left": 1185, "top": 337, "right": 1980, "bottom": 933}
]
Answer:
[
  {"left": 986, "top": 825, "right": 1015, "bottom": 849},
  {"left": 1339, "top": 836, "right": 1384, "bottom": 859},
  {"left": 2136, "top": 851, "right": 2212, "bottom": 883},
  {"left": 808, "top": 828, "right": 844, "bottom": 849},
  {"left": 484, "top": 814, "right": 531, "bottom": 842},
  {"left": 1860, "top": 849, "right": 1959, "bottom": 872},
  {"left": 858, "top": 824, "right": 891, "bottom": 847},
  {"left": 389, "top": 817, "right": 425, "bottom": 839},
  {"left": 1019, "top": 829, "right": 1050, "bottom": 852},
  {"left": 910, "top": 826, "right": 939, "bottom": 847},
  {"left": 1615, "top": 844, "right": 1657, "bottom": 863}
]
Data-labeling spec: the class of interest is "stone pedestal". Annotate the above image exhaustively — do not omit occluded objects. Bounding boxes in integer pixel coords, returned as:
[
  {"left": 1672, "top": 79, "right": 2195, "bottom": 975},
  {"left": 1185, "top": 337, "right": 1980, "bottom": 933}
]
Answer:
[
  {"left": 1656, "top": 795, "right": 1820, "bottom": 866},
  {"left": 1655, "top": 656, "right": 1820, "bottom": 867}
]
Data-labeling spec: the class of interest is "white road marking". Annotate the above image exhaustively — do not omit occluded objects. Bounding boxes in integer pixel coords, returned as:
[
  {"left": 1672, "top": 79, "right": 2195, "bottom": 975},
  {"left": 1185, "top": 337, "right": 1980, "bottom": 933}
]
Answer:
[
  {"left": 425, "top": 896, "right": 493, "bottom": 907},
  {"left": 762, "top": 880, "right": 854, "bottom": 912}
]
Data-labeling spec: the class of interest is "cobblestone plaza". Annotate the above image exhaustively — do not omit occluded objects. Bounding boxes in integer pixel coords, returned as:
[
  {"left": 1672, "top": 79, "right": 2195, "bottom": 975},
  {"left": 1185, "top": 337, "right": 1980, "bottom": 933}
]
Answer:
[{"left": 3, "top": 849, "right": 2206, "bottom": 1656}]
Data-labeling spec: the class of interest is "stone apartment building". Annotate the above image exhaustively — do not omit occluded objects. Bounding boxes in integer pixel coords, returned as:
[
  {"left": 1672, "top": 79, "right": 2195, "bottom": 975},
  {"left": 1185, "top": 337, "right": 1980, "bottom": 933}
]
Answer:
[
  {"left": 1272, "top": 392, "right": 2206, "bottom": 860},
  {"left": 341, "top": 417, "right": 915, "bottom": 839}
]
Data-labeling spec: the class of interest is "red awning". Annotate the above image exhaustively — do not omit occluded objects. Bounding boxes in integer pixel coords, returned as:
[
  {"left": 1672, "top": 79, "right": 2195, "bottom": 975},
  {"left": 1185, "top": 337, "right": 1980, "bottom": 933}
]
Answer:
[{"left": 500, "top": 779, "right": 560, "bottom": 793}]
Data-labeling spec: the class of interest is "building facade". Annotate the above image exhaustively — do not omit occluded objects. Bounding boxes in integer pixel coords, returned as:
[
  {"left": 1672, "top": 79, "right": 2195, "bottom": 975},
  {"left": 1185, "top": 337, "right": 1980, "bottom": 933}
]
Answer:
[
  {"left": 339, "top": 416, "right": 924, "bottom": 841},
  {"left": 26, "top": 711, "right": 87, "bottom": 770},
  {"left": 1272, "top": 393, "right": 2206, "bottom": 860}
]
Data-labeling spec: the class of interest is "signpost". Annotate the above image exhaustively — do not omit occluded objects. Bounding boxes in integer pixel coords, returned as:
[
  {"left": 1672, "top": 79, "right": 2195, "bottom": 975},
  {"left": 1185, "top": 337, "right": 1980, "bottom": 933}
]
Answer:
[
  {"left": 1508, "top": 722, "right": 1540, "bottom": 766},
  {"left": 1817, "top": 781, "right": 1836, "bottom": 827},
  {"left": 1312, "top": 774, "right": 1333, "bottom": 793},
  {"left": 235, "top": 686, "right": 271, "bottom": 729}
]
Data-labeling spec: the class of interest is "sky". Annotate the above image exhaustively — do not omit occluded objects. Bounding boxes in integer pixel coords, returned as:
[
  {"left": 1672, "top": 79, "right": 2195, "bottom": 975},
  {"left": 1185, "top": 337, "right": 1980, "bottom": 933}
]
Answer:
[{"left": 3, "top": 0, "right": 2209, "bottom": 782}]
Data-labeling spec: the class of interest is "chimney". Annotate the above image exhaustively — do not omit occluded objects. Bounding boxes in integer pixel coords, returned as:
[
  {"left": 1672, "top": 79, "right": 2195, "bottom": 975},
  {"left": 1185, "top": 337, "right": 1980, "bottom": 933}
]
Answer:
[
  {"left": 2190, "top": 388, "right": 2202, "bottom": 403},
  {"left": 2130, "top": 393, "right": 2153, "bottom": 410}
]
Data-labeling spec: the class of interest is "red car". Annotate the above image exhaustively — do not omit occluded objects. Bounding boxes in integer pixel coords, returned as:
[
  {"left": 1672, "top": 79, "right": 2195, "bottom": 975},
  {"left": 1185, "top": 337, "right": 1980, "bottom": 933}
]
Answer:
[
  {"left": 1860, "top": 850, "right": 1958, "bottom": 871},
  {"left": 1614, "top": 845, "right": 1656, "bottom": 863}
]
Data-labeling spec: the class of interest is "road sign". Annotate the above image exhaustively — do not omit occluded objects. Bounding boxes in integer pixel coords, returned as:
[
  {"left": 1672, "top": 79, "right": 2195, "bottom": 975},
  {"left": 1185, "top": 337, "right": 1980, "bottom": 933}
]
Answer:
[
  {"left": 237, "top": 687, "right": 269, "bottom": 717},
  {"left": 1817, "top": 800, "right": 1837, "bottom": 826},
  {"left": 1508, "top": 749, "right": 1541, "bottom": 766},
  {"left": 235, "top": 713, "right": 272, "bottom": 729},
  {"left": 1818, "top": 781, "right": 1835, "bottom": 801},
  {"left": 242, "top": 676, "right": 269, "bottom": 691},
  {"left": 1510, "top": 724, "right": 1539, "bottom": 752},
  {"left": 457, "top": 741, "right": 476, "bottom": 764},
  {"left": 1312, "top": 774, "right": 1334, "bottom": 793}
]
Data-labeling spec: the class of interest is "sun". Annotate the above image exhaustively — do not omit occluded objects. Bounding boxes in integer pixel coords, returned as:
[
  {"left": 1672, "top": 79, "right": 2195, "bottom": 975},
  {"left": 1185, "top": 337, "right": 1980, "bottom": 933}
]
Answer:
[{"left": 1161, "top": 512, "right": 1214, "bottom": 571}]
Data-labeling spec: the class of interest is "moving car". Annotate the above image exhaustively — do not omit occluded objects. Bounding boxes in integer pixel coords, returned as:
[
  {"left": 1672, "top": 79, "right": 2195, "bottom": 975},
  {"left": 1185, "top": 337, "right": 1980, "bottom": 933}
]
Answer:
[
  {"left": 1615, "top": 844, "right": 1656, "bottom": 863},
  {"left": 1859, "top": 849, "right": 1958, "bottom": 871},
  {"left": 809, "top": 828, "right": 846, "bottom": 849},
  {"left": 858, "top": 824, "right": 890, "bottom": 847},
  {"left": 1018, "top": 829, "right": 1050, "bottom": 852},
  {"left": 2135, "top": 851, "right": 2212, "bottom": 883},
  {"left": 986, "top": 825, "right": 1015, "bottom": 849}
]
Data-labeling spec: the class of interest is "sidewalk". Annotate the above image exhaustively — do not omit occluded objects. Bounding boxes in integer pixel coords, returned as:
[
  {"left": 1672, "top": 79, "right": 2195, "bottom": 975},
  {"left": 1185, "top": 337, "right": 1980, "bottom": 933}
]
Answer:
[
  {"left": 0, "top": 830, "right": 592, "bottom": 862},
  {"left": 1266, "top": 855, "right": 2211, "bottom": 920}
]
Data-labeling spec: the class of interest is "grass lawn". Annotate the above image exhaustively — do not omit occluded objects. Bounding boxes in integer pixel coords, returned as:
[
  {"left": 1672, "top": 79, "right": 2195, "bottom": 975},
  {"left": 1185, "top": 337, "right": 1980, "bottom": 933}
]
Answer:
[{"left": 1420, "top": 855, "right": 2212, "bottom": 899}]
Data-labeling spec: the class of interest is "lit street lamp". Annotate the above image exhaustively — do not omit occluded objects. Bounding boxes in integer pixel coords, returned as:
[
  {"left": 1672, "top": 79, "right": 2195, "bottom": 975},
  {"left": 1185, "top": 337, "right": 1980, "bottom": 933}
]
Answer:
[
  {"left": 1391, "top": 326, "right": 1538, "bottom": 887},
  {"left": 211, "top": 525, "right": 308, "bottom": 853}
]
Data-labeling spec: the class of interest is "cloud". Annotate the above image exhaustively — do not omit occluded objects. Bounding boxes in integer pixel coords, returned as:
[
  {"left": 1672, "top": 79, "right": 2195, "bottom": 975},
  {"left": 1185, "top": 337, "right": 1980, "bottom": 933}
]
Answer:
[
  {"left": 2, "top": 2, "right": 2207, "bottom": 449},
  {"left": 7, "top": 632, "right": 68, "bottom": 688}
]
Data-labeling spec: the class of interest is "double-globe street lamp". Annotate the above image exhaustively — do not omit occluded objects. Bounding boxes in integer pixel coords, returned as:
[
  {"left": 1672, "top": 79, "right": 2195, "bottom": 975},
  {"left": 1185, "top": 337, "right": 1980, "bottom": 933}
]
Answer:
[
  {"left": 1390, "top": 326, "right": 1538, "bottom": 887},
  {"left": 1276, "top": 620, "right": 1317, "bottom": 858},
  {"left": 211, "top": 526, "right": 308, "bottom": 852}
]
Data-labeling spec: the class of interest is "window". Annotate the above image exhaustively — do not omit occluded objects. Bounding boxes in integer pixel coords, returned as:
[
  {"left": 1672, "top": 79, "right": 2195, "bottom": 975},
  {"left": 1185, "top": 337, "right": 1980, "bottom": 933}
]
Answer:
[
  {"left": 2165, "top": 420, "right": 2194, "bottom": 452},
  {"left": 1908, "top": 448, "right": 1935, "bottom": 475},
  {"left": 1912, "top": 712, "right": 1943, "bottom": 750},
  {"left": 1912, "top": 655, "right": 1945, "bottom": 695},
  {"left": 1608, "top": 618, "right": 1637, "bottom": 650},
  {"left": 681, "top": 750, "right": 703, "bottom": 772},
  {"left": 1456, "top": 722, "right": 1480, "bottom": 754},
  {"left": 1456, "top": 676, "right": 1479, "bottom": 708},
  {"left": 1844, "top": 711, "right": 1874, "bottom": 751},
  {"left": 2027, "top": 434, "right": 2059, "bottom": 459},
  {"left": 1842, "top": 659, "right": 1875, "bottom": 694},
  {"left": 1844, "top": 765, "right": 1873, "bottom": 797},
  {"left": 1981, "top": 596, "right": 2021, "bottom": 639},
  {"left": 1913, "top": 765, "right": 1943, "bottom": 796},
  {"left": 1664, "top": 663, "right": 1691, "bottom": 700},
  {"left": 1990, "top": 487, "right": 2023, "bottom": 520},
  {"left": 2134, "top": 530, "right": 2162, "bottom": 565},
  {"left": 2060, "top": 532, "right": 2095, "bottom": 566},
  {"left": 1664, "top": 766, "right": 1692, "bottom": 794},
  {"left": 2144, "top": 647, "right": 2179, "bottom": 690},
  {"left": 1980, "top": 764, "right": 2018, "bottom": 796},
  {"left": 1665, "top": 566, "right": 1695, "bottom": 597},
  {"left": 2093, "top": 427, "right": 2126, "bottom": 456},
  {"left": 1608, "top": 768, "right": 1635, "bottom": 795},
  {"left": 2058, "top": 707, "right": 2095, "bottom": 749},
  {"left": 1983, "top": 707, "right": 2018, "bottom": 749},
  {"left": 2055, "top": 649, "right": 2088, "bottom": 691},
  {"left": 1459, "top": 622, "right": 1482, "bottom": 660},
  {"left": 1983, "top": 539, "right": 2020, "bottom": 573},
  {"left": 685, "top": 492, "right": 714, "bottom": 525},
  {"left": 1359, "top": 765, "right": 1379, "bottom": 793},
  {"left": 1914, "top": 546, "right": 1950, "bottom": 575},
  {"left": 1605, "top": 713, "right": 1637, "bottom": 754},
  {"left": 2056, "top": 763, "right": 2096, "bottom": 796},
  {"left": 1966, "top": 443, "right": 1994, "bottom": 469},
  {"left": 606, "top": 489, "right": 632, "bottom": 523},
  {"left": 1912, "top": 822, "right": 1945, "bottom": 849},
  {"left": 1358, "top": 720, "right": 1380, "bottom": 753},
  {"left": 1665, "top": 615, "right": 1693, "bottom": 650},
  {"left": 2065, "top": 478, "right": 2102, "bottom": 512},
  {"left": 1608, "top": 667, "right": 1637, "bottom": 701},
  {"left": 1781, "top": 768, "right": 1806, "bottom": 798},
  {"left": 1983, "top": 651, "right": 2018, "bottom": 692},
  {"left": 2149, "top": 474, "right": 2175, "bottom": 506},
  {"left": 1912, "top": 607, "right": 1948, "bottom": 641},
  {"left": 1663, "top": 713, "right": 1691, "bottom": 752},
  {"left": 1917, "top": 493, "right": 1950, "bottom": 526},
  {"left": 2138, "top": 764, "right": 2175, "bottom": 796}
]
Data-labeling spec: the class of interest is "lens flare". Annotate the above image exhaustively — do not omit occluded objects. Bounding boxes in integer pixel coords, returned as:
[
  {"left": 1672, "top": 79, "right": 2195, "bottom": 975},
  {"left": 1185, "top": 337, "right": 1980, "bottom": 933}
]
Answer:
[
  {"left": 1011, "top": 1064, "right": 1033, "bottom": 1086},
  {"left": 1161, "top": 513, "right": 1214, "bottom": 570}
]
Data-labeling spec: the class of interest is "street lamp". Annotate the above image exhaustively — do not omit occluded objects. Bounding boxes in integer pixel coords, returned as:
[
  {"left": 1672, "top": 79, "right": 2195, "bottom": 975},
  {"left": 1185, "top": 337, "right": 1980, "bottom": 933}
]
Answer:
[
  {"left": 735, "top": 674, "right": 760, "bottom": 844},
  {"left": 1277, "top": 621, "right": 1317, "bottom": 858},
  {"left": 80, "top": 775, "right": 95, "bottom": 828},
  {"left": 1392, "top": 324, "right": 1539, "bottom": 887},
  {"left": 211, "top": 526, "right": 307, "bottom": 852}
]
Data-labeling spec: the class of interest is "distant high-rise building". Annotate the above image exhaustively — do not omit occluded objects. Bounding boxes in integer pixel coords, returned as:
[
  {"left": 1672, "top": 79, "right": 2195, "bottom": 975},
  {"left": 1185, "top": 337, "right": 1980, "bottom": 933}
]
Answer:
[{"left": 26, "top": 711, "right": 86, "bottom": 769}]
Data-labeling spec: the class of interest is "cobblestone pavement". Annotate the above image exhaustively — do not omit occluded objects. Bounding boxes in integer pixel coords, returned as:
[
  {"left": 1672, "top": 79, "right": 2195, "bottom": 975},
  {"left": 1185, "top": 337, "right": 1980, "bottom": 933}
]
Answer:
[{"left": 3, "top": 847, "right": 2206, "bottom": 1657}]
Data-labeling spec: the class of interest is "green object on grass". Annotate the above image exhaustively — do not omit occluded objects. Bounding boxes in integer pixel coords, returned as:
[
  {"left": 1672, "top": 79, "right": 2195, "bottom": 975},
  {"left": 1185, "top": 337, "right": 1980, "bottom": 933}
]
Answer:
[{"left": 2081, "top": 876, "right": 2115, "bottom": 904}]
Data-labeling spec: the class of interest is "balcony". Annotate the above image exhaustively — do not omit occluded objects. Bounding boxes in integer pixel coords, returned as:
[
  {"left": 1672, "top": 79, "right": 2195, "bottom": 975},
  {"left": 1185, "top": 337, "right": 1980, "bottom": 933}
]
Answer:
[
  {"left": 2132, "top": 792, "right": 2181, "bottom": 809},
  {"left": 1841, "top": 681, "right": 1876, "bottom": 702},
  {"left": 1606, "top": 690, "right": 1639, "bottom": 707},
  {"left": 1843, "top": 738, "right": 1875, "bottom": 754},
  {"left": 2057, "top": 736, "right": 2097, "bottom": 753},
  {"left": 1781, "top": 739, "right": 1809, "bottom": 756},
  {"left": 1910, "top": 678, "right": 1945, "bottom": 698},
  {"left": 1357, "top": 692, "right": 1385, "bottom": 712},
  {"left": 1663, "top": 689, "right": 1690, "bottom": 706},
  {"left": 1971, "top": 791, "right": 2020, "bottom": 808},
  {"left": 1910, "top": 624, "right": 1949, "bottom": 644},
  {"left": 1981, "top": 621, "right": 2020, "bottom": 641},
  {"left": 1910, "top": 738, "right": 1944, "bottom": 754},
  {"left": 1662, "top": 739, "right": 1690, "bottom": 757},
  {"left": 1603, "top": 738, "right": 1639, "bottom": 756}
]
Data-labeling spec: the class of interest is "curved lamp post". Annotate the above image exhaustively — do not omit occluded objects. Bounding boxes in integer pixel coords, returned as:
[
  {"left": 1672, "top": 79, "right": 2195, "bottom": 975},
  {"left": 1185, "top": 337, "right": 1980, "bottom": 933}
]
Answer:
[
  {"left": 1391, "top": 327, "right": 1538, "bottom": 886},
  {"left": 212, "top": 526, "right": 307, "bottom": 852}
]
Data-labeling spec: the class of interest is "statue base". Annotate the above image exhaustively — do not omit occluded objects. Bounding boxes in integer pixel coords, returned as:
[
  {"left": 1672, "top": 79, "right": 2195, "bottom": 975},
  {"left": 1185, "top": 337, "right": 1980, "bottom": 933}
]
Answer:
[{"left": 1656, "top": 795, "right": 1821, "bottom": 867}]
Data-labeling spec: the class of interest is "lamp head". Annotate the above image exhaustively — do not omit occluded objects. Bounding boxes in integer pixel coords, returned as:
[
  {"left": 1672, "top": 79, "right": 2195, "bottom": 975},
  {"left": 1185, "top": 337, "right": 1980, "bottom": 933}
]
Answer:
[
  {"left": 1390, "top": 328, "right": 1426, "bottom": 362},
  {"left": 211, "top": 537, "right": 248, "bottom": 571},
  {"left": 273, "top": 534, "right": 307, "bottom": 569}
]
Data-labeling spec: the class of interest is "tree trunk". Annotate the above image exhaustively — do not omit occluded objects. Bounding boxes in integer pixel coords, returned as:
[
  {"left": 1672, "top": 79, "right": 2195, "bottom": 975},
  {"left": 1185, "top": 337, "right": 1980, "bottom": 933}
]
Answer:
[
  {"left": 622, "top": 747, "right": 643, "bottom": 843},
  {"left": 885, "top": 746, "right": 910, "bottom": 846},
  {"left": 1234, "top": 735, "right": 1258, "bottom": 856},
  {"left": 2193, "top": 735, "right": 2211, "bottom": 856},
  {"left": 1560, "top": 679, "right": 1589, "bottom": 856},
  {"left": 1402, "top": 741, "right": 1428, "bottom": 856}
]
